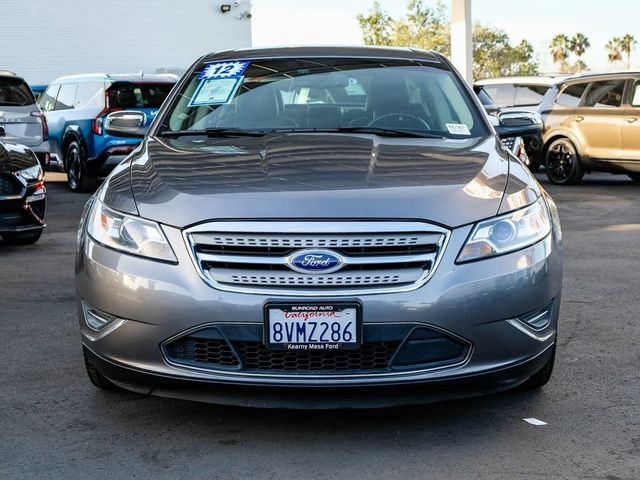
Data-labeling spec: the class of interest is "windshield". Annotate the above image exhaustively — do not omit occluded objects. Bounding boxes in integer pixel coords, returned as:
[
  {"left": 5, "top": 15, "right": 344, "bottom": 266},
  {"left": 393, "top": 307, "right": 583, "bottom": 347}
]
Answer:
[
  {"left": 0, "top": 77, "right": 35, "bottom": 106},
  {"left": 159, "top": 58, "right": 488, "bottom": 139},
  {"left": 107, "top": 82, "right": 173, "bottom": 109}
]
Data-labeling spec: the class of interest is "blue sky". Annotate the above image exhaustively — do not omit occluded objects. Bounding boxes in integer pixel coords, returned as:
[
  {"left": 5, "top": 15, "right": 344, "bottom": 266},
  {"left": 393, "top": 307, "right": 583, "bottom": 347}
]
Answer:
[{"left": 252, "top": 0, "right": 640, "bottom": 72}]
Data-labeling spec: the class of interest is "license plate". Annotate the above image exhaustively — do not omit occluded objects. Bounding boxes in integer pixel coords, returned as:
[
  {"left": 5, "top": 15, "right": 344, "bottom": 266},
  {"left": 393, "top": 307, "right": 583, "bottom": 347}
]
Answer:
[{"left": 265, "top": 303, "right": 361, "bottom": 350}]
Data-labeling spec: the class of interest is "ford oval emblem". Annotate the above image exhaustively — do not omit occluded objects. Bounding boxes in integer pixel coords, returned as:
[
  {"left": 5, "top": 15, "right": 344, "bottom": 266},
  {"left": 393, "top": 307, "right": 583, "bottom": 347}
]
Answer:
[{"left": 287, "top": 249, "right": 344, "bottom": 275}]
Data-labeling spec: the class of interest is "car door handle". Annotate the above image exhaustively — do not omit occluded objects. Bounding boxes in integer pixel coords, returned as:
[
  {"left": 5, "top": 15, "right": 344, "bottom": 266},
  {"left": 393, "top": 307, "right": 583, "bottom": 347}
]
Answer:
[
  {"left": 574, "top": 116, "right": 584, "bottom": 122},
  {"left": 625, "top": 116, "right": 638, "bottom": 123}
]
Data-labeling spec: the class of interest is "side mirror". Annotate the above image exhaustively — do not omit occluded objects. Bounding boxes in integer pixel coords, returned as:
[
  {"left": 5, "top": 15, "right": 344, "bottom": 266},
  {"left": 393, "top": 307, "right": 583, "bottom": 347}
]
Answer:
[{"left": 104, "top": 111, "right": 148, "bottom": 138}]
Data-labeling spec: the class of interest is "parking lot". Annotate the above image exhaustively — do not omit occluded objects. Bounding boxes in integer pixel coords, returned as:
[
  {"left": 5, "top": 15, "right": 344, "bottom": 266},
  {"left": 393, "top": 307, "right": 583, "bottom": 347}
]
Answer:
[{"left": 0, "top": 173, "right": 637, "bottom": 479}]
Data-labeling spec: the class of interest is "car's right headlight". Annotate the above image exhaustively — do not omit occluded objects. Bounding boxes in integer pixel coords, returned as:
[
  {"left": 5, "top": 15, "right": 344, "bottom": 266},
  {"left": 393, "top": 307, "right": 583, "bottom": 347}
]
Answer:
[
  {"left": 457, "top": 196, "right": 551, "bottom": 263},
  {"left": 87, "top": 199, "right": 177, "bottom": 263}
]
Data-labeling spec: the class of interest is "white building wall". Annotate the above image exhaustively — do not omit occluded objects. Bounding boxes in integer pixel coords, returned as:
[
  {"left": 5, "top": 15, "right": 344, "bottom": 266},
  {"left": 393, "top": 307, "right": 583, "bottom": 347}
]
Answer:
[{"left": 1, "top": 0, "right": 253, "bottom": 84}]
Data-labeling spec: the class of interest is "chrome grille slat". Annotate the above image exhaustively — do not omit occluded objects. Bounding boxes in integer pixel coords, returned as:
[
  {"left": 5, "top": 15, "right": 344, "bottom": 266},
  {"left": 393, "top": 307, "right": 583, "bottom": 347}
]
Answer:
[
  {"left": 185, "top": 222, "right": 449, "bottom": 295},
  {"left": 191, "top": 232, "right": 443, "bottom": 248},
  {"left": 197, "top": 252, "right": 437, "bottom": 266},
  {"left": 210, "top": 268, "right": 421, "bottom": 286}
]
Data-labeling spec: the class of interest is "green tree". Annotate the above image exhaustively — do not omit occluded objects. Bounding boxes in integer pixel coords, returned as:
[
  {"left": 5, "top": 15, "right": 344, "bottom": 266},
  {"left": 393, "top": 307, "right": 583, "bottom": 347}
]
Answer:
[
  {"left": 357, "top": 2, "right": 538, "bottom": 79},
  {"left": 549, "top": 34, "right": 571, "bottom": 72},
  {"left": 606, "top": 37, "right": 623, "bottom": 66},
  {"left": 356, "top": 1, "right": 393, "bottom": 46},
  {"left": 569, "top": 33, "right": 590, "bottom": 72},
  {"left": 620, "top": 34, "right": 637, "bottom": 69}
]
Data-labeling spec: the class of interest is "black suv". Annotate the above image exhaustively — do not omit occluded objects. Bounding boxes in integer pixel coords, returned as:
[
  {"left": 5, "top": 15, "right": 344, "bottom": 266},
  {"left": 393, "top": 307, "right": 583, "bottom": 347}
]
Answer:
[{"left": 0, "top": 141, "right": 46, "bottom": 244}]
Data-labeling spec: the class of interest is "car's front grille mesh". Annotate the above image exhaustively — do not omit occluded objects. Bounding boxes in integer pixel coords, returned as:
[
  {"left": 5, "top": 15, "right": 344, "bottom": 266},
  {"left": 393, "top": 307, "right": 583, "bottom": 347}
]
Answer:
[
  {"left": 236, "top": 341, "right": 399, "bottom": 371},
  {"left": 0, "top": 174, "right": 22, "bottom": 196},
  {"left": 186, "top": 223, "right": 448, "bottom": 292}
]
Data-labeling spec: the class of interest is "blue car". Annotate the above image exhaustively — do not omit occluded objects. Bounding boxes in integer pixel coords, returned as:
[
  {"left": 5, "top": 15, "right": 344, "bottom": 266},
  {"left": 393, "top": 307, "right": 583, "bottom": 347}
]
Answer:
[{"left": 38, "top": 73, "right": 176, "bottom": 191}]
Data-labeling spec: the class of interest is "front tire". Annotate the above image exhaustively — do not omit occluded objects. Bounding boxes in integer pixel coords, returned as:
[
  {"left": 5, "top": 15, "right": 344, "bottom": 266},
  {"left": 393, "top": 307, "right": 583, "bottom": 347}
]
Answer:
[
  {"left": 66, "top": 140, "right": 98, "bottom": 192},
  {"left": 1, "top": 229, "right": 43, "bottom": 245},
  {"left": 519, "top": 344, "right": 556, "bottom": 390},
  {"left": 545, "top": 138, "right": 585, "bottom": 185},
  {"left": 84, "top": 353, "right": 120, "bottom": 390}
]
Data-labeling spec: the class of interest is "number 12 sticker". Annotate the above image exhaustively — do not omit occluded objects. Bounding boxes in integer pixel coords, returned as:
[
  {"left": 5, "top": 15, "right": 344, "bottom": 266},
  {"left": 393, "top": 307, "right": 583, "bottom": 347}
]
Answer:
[{"left": 199, "top": 61, "right": 250, "bottom": 80}]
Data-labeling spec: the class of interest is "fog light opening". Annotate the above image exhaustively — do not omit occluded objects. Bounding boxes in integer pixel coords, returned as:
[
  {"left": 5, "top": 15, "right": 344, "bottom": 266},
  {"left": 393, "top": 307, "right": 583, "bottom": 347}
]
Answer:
[
  {"left": 519, "top": 302, "right": 553, "bottom": 331},
  {"left": 82, "top": 302, "right": 117, "bottom": 331}
]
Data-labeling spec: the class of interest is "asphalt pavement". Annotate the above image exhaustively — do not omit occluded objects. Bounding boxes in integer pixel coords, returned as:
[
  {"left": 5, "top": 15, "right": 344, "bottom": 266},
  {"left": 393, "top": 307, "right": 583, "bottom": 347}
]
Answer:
[{"left": 1, "top": 172, "right": 639, "bottom": 479}]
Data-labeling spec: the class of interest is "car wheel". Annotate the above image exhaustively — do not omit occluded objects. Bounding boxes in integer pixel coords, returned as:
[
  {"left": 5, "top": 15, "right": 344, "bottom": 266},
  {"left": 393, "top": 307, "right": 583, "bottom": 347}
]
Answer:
[
  {"left": 628, "top": 173, "right": 640, "bottom": 182},
  {"left": 84, "top": 353, "right": 121, "bottom": 390},
  {"left": 66, "top": 141, "right": 98, "bottom": 192},
  {"left": 519, "top": 343, "right": 556, "bottom": 390},
  {"left": 545, "top": 138, "right": 585, "bottom": 185},
  {"left": 1, "top": 229, "right": 43, "bottom": 245}
]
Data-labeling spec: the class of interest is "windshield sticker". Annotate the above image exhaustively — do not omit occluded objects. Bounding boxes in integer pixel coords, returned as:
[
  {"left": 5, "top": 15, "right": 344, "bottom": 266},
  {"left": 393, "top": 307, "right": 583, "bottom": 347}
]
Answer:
[
  {"left": 198, "top": 61, "right": 250, "bottom": 80},
  {"left": 445, "top": 123, "right": 471, "bottom": 135},
  {"left": 189, "top": 77, "right": 243, "bottom": 106}
]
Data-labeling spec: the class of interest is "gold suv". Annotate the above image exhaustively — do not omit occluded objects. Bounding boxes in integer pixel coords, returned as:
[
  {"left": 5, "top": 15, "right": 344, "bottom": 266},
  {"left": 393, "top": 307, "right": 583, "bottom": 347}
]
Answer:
[{"left": 543, "top": 73, "right": 640, "bottom": 184}]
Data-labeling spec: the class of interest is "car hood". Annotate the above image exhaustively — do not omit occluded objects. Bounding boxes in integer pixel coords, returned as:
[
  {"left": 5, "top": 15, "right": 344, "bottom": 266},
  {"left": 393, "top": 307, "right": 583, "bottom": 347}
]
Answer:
[
  {"left": 0, "top": 141, "right": 37, "bottom": 173},
  {"left": 125, "top": 133, "right": 511, "bottom": 229}
]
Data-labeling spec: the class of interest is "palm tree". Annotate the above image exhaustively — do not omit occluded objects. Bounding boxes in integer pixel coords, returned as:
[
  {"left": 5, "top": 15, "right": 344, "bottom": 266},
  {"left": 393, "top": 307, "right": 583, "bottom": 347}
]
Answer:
[
  {"left": 569, "top": 33, "right": 590, "bottom": 72},
  {"left": 550, "top": 34, "right": 571, "bottom": 72},
  {"left": 620, "top": 34, "right": 637, "bottom": 69},
  {"left": 606, "top": 37, "right": 623, "bottom": 68}
]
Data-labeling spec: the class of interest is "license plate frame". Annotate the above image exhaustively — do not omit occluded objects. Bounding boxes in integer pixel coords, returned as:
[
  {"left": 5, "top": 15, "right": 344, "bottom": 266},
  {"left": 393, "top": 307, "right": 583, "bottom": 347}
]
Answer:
[{"left": 264, "top": 302, "right": 362, "bottom": 351}]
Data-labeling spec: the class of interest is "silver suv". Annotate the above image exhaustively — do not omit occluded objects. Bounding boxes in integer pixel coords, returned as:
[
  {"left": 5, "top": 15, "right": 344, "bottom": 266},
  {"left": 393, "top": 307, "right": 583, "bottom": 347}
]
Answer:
[
  {"left": 76, "top": 47, "right": 563, "bottom": 408},
  {"left": 0, "top": 71, "right": 50, "bottom": 168}
]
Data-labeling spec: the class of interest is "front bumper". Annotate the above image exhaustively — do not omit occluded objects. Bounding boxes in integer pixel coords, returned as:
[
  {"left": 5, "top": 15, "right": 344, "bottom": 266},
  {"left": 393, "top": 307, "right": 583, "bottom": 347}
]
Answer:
[
  {"left": 76, "top": 221, "right": 562, "bottom": 406},
  {"left": 0, "top": 177, "right": 46, "bottom": 233}
]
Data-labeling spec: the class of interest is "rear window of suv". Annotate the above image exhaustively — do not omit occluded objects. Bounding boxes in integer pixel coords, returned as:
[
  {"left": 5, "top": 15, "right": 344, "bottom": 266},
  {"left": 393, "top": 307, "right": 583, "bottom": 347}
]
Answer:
[
  {"left": 107, "top": 83, "right": 173, "bottom": 109},
  {"left": 514, "top": 85, "right": 550, "bottom": 106},
  {"left": 0, "top": 77, "right": 35, "bottom": 106}
]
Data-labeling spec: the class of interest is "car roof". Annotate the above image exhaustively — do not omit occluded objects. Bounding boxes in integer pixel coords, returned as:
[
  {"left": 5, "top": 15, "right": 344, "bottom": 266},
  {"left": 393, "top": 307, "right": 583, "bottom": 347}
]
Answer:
[
  {"left": 201, "top": 46, "right": 443, "bottom": 64},
  {"left": 475, "top": 76, "right": 564, "bottom": 87},
  {"left": 50, "top": 73, "right": 178, "bottom": 84},
  {"left": 560, "top": 70, "right": 640, "bottom": 83}
]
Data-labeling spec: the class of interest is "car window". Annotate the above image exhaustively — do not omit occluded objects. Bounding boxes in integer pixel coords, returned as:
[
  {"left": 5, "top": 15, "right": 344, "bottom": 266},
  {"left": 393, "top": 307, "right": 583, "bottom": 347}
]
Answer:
[
  {"left": 107, "top": 83, "right": 173, "bottom": 109},
  {"left": 0, "top": 77, "right": 36, "bottom": 106},
  {"left": 630, "top": 80, "right": 640, "bottom": 107},
  {"left": 161, "top": 58, "right": 489, "bottom": 139},
  {"left": 555, "top": 82, "right": 588, "bottom": 107},
  {"left": 480, "top": 84, "right": 515, "bottom": 108},
  {"left": 55, "top": 83, "right": 78, "bottom": 111},
  {"left": 38, "top": 84, "right": 60, "bottom": 112},
  {"left": 75, "top": 81, "right": 105, "bottom": 109},
  {"left": 583, "top": 79, "right": 625, "bottom": 108},
  {"left": 514, "top": 85, "right": 549, "bottom": 107}
]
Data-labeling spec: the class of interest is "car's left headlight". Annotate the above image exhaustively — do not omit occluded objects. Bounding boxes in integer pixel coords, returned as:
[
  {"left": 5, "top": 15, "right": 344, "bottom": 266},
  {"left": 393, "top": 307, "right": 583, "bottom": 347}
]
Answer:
[
  {"left": 87, "top": 199, "right": 177, "bottom": 263},
  {"left": 16, "top": 164, "right": 43, "bottom": 182},
  {"left": 457, "top": 196, "right": 551, "bottom": 263}
]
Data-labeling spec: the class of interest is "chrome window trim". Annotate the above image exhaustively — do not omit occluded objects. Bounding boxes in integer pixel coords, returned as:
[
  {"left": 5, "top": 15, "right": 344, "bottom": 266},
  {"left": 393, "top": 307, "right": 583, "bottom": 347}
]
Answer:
[{"left": 182, "top": 221, "right": 450, "bottom": 296}]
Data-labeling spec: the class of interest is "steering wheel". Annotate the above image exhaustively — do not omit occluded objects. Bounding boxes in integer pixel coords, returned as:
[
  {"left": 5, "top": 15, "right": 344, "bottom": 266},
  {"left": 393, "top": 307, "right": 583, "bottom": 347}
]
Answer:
[{"left": 368, "top": 113, "right": 431, "bottom": 130}]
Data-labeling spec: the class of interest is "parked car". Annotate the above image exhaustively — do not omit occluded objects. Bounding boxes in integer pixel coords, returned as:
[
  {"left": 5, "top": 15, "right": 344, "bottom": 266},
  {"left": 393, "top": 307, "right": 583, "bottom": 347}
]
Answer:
[
  {"left": 77, "top": 46, "right": 562, "bottom": 408},
  {"left": 538, "top": 72, "right": 640, "bottom": 184},
  {"left": 475, "top": 76, "right": 562, "bottom": 112},
  {"left": 0, "top": 70, "right": 50, "bottom": 168},
  {"left": 0, "top": 141, "right": 46, "bottom": 244},
  {"left": 474, "top": 85, "right": 544, "bottom": 170},
  {"left": 29, "top": 84, "right": 48, "bottom": 101},
  {"left": 38, "top": 73, "right": 176, "bottom": 191}
]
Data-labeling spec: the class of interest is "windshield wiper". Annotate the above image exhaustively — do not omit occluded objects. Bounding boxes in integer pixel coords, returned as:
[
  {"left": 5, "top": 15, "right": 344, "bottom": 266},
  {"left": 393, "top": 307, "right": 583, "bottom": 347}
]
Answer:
[
  {"left": 159, "top": 128, "right": 267, "bottom": 138},
  {"left": 271, "top": 127, "right": 445, "bottom": 139}
]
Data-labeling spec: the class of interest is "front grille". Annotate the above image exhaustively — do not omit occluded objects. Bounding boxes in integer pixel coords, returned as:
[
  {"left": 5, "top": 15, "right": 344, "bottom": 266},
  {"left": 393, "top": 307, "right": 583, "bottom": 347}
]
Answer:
[
  {"left": 166, "top": 337, "right": 240, "bottom": 368},
  {"left": 236, "top": 341, "right": 399, "bottom": 371},
  {"left": 0, "top": 174, "right": 22, "bottom": 197},
  {"left": 186, "top": 222, "right": 448, "bottom": 293},
  {"left": 162, "top": 324, "right": 471, "bottom": 376}
]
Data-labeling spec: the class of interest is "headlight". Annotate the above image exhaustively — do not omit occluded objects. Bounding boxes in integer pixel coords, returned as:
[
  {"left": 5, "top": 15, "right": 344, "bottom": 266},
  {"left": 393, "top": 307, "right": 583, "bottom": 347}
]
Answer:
[
  {"left": 16, "top": 164, "right": 43, "bottom": 182},
  {"left": 87, "top": 199, "right": 177, "bottom": 262},
  {"left": 457, "top": 197, "right": 551, "bottom": 262}
]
